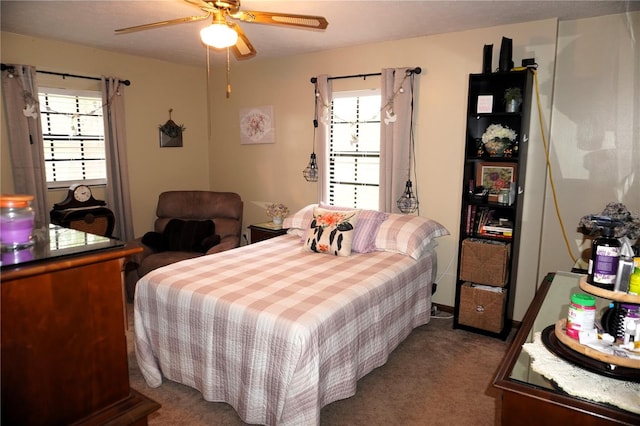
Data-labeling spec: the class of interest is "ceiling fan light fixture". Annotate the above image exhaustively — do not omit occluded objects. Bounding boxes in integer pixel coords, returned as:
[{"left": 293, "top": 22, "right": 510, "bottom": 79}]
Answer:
[{"left": 200, "top": 23, "right": 238, "bottom": 48}]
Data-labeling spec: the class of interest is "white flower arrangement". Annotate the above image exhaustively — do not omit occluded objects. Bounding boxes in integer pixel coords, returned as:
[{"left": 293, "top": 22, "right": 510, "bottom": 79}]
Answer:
[
  {"left": 266, "top": 203, "right": 290, "bottom": 218},
  {"left": 481, "top": 124, "right": 517, "bottom": 144}
]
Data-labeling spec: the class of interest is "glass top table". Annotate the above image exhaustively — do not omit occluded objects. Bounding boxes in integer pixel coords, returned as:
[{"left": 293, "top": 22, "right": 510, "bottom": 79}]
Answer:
[
  {"left": 493, "top": 271, "right": 639, "bottom": 425},
  {"left": 1, "top": 224, "right": 123, "bottom": 269}
]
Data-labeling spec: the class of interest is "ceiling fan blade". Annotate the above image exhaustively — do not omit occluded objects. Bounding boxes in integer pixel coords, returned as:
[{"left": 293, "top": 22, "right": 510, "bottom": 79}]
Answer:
[
  {"left": 230, "top": 10, "right": 328, "bottom": 30},
  {"left": 115, "top": 14, "right": 210, "bottom": 34},
  {"left": 183, "top": 0, "right": 218, "bottom": 13},
  {"left": 230, "top": 23, "right": 256, "bottom": 60}
]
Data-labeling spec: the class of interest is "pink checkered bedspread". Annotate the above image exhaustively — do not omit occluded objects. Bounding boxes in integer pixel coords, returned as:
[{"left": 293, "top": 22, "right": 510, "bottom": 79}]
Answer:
[{"left": 134, "top": 234, "right": 436, "bottom": 425}]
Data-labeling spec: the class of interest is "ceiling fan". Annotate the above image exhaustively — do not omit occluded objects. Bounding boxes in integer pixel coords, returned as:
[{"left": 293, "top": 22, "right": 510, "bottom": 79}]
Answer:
[{"left": 115, "top": 0, "right": 329, "bottom": 60}]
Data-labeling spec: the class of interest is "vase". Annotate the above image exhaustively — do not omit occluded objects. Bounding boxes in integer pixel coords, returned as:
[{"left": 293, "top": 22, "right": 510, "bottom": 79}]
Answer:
[
  {"left": 484, "top": 139, "right": 510, "bottom": 156},
  {"left": 272, "top": 217, "right": 283, "bottom": 226},
  {"left": 506, "top": 98, "right": 521, "bottom": 113}
]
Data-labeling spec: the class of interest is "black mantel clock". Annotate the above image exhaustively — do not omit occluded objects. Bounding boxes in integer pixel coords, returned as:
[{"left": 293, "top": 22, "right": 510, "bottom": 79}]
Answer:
[
  {"left": 54, "top": 184, "right": 105, "bottom": 210},
  {"left": 50, "top": 184, "right": 115, "bottom": 237}
]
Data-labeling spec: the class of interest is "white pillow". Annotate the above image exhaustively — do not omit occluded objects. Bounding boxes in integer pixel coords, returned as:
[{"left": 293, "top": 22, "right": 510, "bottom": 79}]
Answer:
[
  {"left": 283, "top": 203, "right": 317, "bottom": 233},
  {"left": 375, "top": 213, "right": 449, "bottom": 259}
]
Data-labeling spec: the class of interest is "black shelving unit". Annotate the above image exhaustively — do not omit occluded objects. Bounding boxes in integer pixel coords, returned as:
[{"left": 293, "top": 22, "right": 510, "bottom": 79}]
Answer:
[{"left": 453, "top": 69, "right": 534, "bottom": 339}]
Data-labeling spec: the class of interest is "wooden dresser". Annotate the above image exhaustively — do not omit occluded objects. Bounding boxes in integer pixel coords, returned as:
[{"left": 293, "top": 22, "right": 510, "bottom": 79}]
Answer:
[{"left": 1, "top": 226, "right": 159, "bottom": 425}]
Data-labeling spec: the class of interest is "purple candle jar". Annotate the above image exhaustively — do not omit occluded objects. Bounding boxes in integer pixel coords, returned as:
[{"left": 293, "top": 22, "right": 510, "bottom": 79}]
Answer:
[{"left": 1, "top": 194, "right": 36, "bottom": 250}]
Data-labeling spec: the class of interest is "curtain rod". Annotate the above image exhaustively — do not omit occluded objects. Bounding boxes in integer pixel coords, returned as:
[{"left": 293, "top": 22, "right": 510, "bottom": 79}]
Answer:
[
  {"left": 310, "top": 67, "right": 421, "bottom": 84},
  {"left": 1, "top": 63, "right": 131, "bottom": 86}
]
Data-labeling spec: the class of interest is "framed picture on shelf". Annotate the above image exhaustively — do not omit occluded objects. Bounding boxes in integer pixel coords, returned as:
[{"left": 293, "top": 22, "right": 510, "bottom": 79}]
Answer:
[
  {"left": 476, "top": 162, "right": 517, "bottom": 198},
  {"left": 476, "top": 95, "right": 493, "bottom": 113}
]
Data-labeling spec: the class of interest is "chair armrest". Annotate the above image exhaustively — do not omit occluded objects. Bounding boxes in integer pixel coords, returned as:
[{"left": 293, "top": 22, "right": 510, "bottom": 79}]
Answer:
[
  {"left": 205, "top": 235, "right": 240, "bottom": 255},
  {"left": 125, "top": 238, "right": 158, "bottom": 265}
]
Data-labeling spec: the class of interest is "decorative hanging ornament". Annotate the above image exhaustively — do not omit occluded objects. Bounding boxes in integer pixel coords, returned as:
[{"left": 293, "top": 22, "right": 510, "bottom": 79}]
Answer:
[
  {"left": 22, "top": 104, "right": 38, "bottom": 119},
  {"left": 384, "top": 109, "right": 397, "bottom": 124},
  {"left": 303, "top": 152, "right": 318, "bottom": 182},
  {"left": 397, "top": 180, "right": 419, "bottom": 214}
]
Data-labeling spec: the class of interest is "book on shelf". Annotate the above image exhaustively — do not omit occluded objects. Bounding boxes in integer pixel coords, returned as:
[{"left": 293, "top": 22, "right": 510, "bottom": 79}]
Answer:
[
  {"left": 471, "top": 210, "right": 513, "bottom": 238},
  {"left": 482, "top": 224, "right": 513, "bottom": 233},
  {"left": 474, "top": 207, "right": 492, "bottom": 234},
  {"left": 465, "top": 204, "right": 477, "bottom": 234},
  {"left": 480, "top": 218, "right": 513, "bottom": 238},
  {"left": 480, "top": 227, "right": 513, "bottom": 238},
  {"left": 465, "top": 205, "right": 514, "bottom": 238}
]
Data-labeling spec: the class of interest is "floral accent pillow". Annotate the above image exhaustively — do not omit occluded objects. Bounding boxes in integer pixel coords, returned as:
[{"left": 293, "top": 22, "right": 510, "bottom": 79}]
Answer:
[
  {"left": 319, "top": 202, "right": 388, "bottom": 253},
  {"left": 304, "top": 207, "right": 360, "bottom": 256}
]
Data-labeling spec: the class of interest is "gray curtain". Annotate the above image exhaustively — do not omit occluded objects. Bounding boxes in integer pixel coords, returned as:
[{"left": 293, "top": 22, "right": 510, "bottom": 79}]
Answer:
[
  {"left": 316, "top": 74, "right": 332, "bottom": 203},
  {"left": 1, "top": 64, "right": 49, "bottom": 231},
  {"left": 101, "top": 77, "right": 134, "bottom": 241},
  {"left": 379, "top": 67, "right": 414, "bottom": 213}
]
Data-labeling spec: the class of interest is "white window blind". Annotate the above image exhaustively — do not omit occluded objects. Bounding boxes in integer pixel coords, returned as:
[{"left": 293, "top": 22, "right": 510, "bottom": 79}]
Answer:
[
  {"left": 329, "top": 90, "right": 381, "bottom": 210},
  {"left": 38, "top": 88, "right": 107, "bottom": 188}
]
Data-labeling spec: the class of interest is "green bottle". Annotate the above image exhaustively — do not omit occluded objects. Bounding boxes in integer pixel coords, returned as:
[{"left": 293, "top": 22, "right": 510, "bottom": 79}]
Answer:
[{"left": 629, "top": 267, "right": 640, "bottom": 295}]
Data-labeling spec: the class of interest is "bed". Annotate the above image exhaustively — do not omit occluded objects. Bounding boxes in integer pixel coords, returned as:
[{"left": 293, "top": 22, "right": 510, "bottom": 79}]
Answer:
[{"left": 134, "top": 207, "right": 448, "bottom": 425}]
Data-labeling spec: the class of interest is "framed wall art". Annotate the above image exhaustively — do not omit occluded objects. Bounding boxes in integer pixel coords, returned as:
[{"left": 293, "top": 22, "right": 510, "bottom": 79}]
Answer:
[
  {"left": 239, "top": 105, "right": 275, "bottom": 145},
  {"left": 476, "top": 162, "right": 517, "bottom": 195}
]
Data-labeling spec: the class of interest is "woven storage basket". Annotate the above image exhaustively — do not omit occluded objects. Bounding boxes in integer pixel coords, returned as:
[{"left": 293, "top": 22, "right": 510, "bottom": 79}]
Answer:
[
  {"left": 458, "top": 282, "right": 507, "bottom": 333},
  {"left": 459, "top": 238, "right": 510, "bottom": 286}
]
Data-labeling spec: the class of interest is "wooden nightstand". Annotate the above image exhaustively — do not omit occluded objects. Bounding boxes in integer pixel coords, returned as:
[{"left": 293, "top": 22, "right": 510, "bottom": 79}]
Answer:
[{"left": 249, "top": 222, "right": 288, "bottom": 243}]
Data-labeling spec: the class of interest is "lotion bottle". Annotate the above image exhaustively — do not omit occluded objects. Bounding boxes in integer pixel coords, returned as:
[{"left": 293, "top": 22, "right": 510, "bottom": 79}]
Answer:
[{"left": 587, "top": 219, "right": 620, "bottom": 290}]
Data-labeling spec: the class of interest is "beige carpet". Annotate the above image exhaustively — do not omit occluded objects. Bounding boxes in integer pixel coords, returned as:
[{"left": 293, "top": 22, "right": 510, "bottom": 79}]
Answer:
[{"left": 126, "top": 304, "right": 513, "bottom": 425}]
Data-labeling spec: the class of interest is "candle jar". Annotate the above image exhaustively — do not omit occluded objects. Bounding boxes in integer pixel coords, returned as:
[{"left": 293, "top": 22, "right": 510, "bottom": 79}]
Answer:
[{"left": 1, "top": 194, "right": 36, "bottom": 251}]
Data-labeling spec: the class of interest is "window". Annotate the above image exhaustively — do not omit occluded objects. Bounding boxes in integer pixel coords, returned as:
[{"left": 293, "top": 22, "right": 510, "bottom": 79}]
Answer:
[
  {"left": 328, "top": 90, "right": 381, "bottom": 210},
  {"left": 38, "top": 88, "right": 107, "bottom": 188}
]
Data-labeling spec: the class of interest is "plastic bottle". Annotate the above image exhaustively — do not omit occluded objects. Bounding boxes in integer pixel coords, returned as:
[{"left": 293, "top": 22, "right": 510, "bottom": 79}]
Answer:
[
  {"left": 587, "top": 221, "right": 621, "bottom": 290},
  {"left": 629, "top": 267, "right": 640, "bottom": 295},
  {"left": 566, "top": 293, "right": 597, "bottom": 340},
  {"left": 613, "top": 237, "right": 635, "bottom": 292},
  {"left": 622, "top": 306, "right": 640, "bottom": 344},
  {"left": 617, "top": 304, "right": 638, "bottom": 339}
]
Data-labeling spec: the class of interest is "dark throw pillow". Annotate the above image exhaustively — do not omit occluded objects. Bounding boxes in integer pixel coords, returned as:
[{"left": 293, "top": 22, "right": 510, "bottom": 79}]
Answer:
[
  {"left": 141, "top": 231, "right": 166, "bottom": 252},
  {"left": 163, "top": 219, "right": 216, "bottom": 253},
  {"left": 200, "top": 234, "right": 221, "bottom": 252}
]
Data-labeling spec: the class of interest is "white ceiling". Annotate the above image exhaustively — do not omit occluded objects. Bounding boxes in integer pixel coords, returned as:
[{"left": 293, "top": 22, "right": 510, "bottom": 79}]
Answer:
[{"left": 2, "top": 1, "right": 638, "bottom": 67}]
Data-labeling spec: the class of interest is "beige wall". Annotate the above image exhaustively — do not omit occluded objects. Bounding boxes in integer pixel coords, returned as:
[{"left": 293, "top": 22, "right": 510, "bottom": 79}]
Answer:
[
  {"left": 538, "top": 13, "right": 640, "bottom": 281},
  {"left": 206, "top": 19, "right": 559, "bottom": 319},
  {"left": 0, "top": 33, "right": 211, "bottom": 234},
  {"left": 2, "top": 12, "right": 637, "bottom": 321}
]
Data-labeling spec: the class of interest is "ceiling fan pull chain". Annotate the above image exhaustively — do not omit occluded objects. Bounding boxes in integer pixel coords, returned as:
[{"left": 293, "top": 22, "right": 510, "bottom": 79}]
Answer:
[
  {"left": 206, "top": 46, "right": 212, "bottom": 140},
  {"left": 226, "top": 47, "right": 231, "bottom": 98}
]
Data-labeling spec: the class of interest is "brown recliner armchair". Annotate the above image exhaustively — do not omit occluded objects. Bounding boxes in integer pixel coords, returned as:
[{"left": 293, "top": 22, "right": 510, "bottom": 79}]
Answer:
[{"left": 124, "top": 190, "right": 243, "bottom": 301}]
